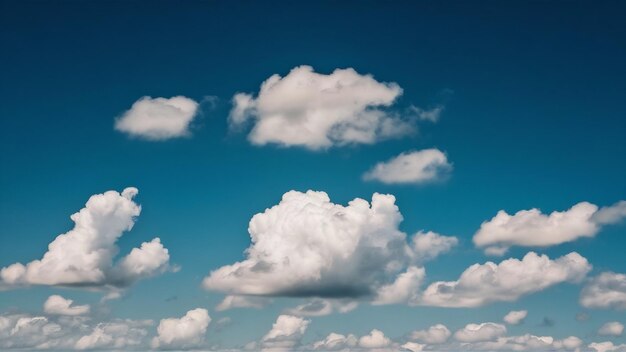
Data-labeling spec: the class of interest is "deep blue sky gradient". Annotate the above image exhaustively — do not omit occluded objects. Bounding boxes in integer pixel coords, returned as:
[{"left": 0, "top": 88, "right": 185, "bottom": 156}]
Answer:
[{"left": 1, "top": 0, "right": 625, "bottom": 347}]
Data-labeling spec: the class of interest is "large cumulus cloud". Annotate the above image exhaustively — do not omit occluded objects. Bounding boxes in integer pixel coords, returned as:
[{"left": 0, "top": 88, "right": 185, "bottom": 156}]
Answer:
[
  {"left": 0, "top": 188, "right": 171, "bottom": 290},
  {"left": 202, "top": 190, "right": 456, "bottom": 303}
]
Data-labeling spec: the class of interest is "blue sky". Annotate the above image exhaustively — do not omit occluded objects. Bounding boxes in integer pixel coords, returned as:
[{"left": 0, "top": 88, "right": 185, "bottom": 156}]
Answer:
[{"left": 0, "top": 1, "right": 625, "bottom": 351}]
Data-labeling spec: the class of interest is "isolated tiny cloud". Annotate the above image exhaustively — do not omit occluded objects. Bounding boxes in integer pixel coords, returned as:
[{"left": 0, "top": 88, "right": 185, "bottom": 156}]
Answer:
[
  {"left": 115, "top": 96, "right": 199, "bottom": 140},
  {"left": 43, "top": 295, "right": 90, "bottom": 316},
  {"left": 228, "top": 65, "right": 420, "bottom": 150},
  {"left": 598, "top": 322, "right": 624, "bottom": 336},
  {"left": 419, "top": 252, "right": 591, "bottom": 307},
  {"left": 0, "top": 188, "right": 171, "bottom": 290},
  {"left": 364, "top": 149, "right": 452, "bottom": 184},
  {"left": 473, "top": 200, "right": 626, "bottom": 255},
  {"left": 503, "top": 310, "right": 528, "bottom": 325},
  {"left": 151, "top": 308, "right": 211, "bottom": 350},
  {"left": 580, "top": 272, "right": 626, "bottom": 310},
  {"left": 202, "top": 190, "right": 456, "bottom": 304}
]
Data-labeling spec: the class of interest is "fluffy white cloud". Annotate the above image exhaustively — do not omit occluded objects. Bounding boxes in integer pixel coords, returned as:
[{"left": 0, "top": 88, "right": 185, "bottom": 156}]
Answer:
[
  {"left": 312, "top": 332, "right": 358, "bottom": 350},
  {"left": 503, "top": 310, "right": 528, "bottom": 325},
  {"left": 115, "top": 96, "right": 199, "bottom": 140},
  {"left": 598, "top": 322, "right": 624, "bottom": 336},
  {"left": 151, "top": 308, "right": 211, "bottom": 350},
  {"left": 1, "top": 189, "right": 170, "bottom": 289},
  {"left": 419, "top": 252, "right": 591, "bottom": 307},
  {"left": 203, "top": 190, "right": 450, "bottom": 303},
  {"left": 261, "top": 315, "right": 309, "bottom": 351},
  {"left": 373, "top": 266, "right": 425, "bottom": 305},
  {"left": 590, "top": 342, "right": 626, "bottom": 352},
  {"left": 409, "top": 324, "right": 451, "bottom": 344},
  {"left": 363, "top": 149, "right": 452, "bottom": 184},
  {"left": 410, "top": 231, "right": 458, "bottom": 263},
  {"left": 43, "top": 295, "right": 89, "bottom": 316},
  {"left": 215, "top": 295, "right": 270, "bottom": 311},
  {"left": 0, "top": 313, "right": 152, "bottom": 350},
  {"left": 359, "top": 329, "right": 392, "bottom": 349},
  {"left": 581, "top": 272, "right": 626, "bottom": 310},
  {"left": 453, "top": 322, "right": 507, "bottom": 343},
  {"left": 0, "top": 188, "right": 171, "bottom": 290},
  {"left": 228, "top": 65, "right": 415, "bottom": 150},
  {"left": 286, "top": 298, "right": 358, "bottom": 317},
  {"left": 473, "top": 200, "right": 626, "bottom": 255}
]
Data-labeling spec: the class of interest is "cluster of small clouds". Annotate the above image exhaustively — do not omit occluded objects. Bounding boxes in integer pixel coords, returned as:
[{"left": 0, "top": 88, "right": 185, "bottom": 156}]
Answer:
[
  {"left": 0, "top": 295, "right": 212, "bottom": 351},
  {"left": 1, "top": 294, "right": 625, "bottom": 352}
]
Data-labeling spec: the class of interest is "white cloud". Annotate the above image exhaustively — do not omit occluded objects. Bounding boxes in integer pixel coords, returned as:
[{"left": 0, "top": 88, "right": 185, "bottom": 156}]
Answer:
[
  {"left": 453, "top": 322, "right": 507, "bottom": 342},
  {"left": 503, "top": 310, "right": 528, "bottom": 325},
  {"left": 115, "top": 96, "right": 199, "bottom": 140},
  {"left": 151, "top": 308, "right": 211, "bottom": 350},
  {"left": 261, "top": 315, "right": 309, "bottom": 351},
  {"left": 410, "top": 231, "right": 458, "bottom": 263},
  {"left": 0, "top": 188, "right": 171, "bottom": 290},
  {"left": 0, "top": 313, "right": 152, "bottom": 350},
  {"left": 359, "top": 329, "right": 392, "bottom": 349},
  {"left": 419, "top": 252, "right": 591, "bottom": 307},
  {"left": 215, "top": 295, "right": 271, "bottom": 311},
  {"left": 590, "top": 342, "right": 626, "bottom": 352},
  {"left": 402, "top": 341, "right": 426, "bottom": 352},
  {"left": 373, "top": 266, "right": 425, "bottom": 305},
  {"left": 203, "top": 190, "right": 446, "bottom": 303},
  {"left": 363, "top": 149, "right": 452, "bottom": 184},
  {"left": 409, "top": 324, "right": 451, "bottom": 344},
  {"left": 286, "top": 298, "right": 358, "bottom": 317},
  {"left": 472, "top": 334, "right": 582, "bottom": 351},
  {"left": 581, "top": 272, "right": 626, "bottom": 310},
  {"left": 473, "top": 200, "right": 626, "bottom": 255},
  {"left": 228, "top": 65, "right": 414, "bottom": 150},
  {"left": 598, "top": 322, "right": 624, "bottom": 336},
  {"left": 410, "top": 105, "right": 444, "bottom": 123},
  {"left": 312, "top": 332, "right": 358, "bottom": 350},
  {"left": 43, "top": 295, "right": 90, "bottom": 316}
]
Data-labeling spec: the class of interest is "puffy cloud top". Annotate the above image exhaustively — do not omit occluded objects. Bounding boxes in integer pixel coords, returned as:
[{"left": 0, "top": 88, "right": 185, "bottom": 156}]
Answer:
[
  {"left": 420, "top": 252, "right": 591, "bottom": 307},
  {"left": 410, "top": 324, "right": 451, "bottom": 344},
  {"left": 474, "top": 200, "right": 626, "bottom": 255},
  {"left": 261, "top": 315, "right": 310, "bottom": 351},
  {"left": 0, "top": 188, "right": 170, "bottom": 290},
  {"left": 115, "top": 96, "right": 199, "bottom": 140},
  {"left": 364, "top": 149, "right": 452, "bottom": 184},
  {"left": 151, "top": 308, "right": 211, "bottom": 349},
  {"left": 228, "top": 65, "right": 414, "bottom": 149},
  {"left": 43, "top": 295, "right": 89, "bottom": 316},
  {"left": 203, "top": 190, "right": 455, "bottom": 302}
]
